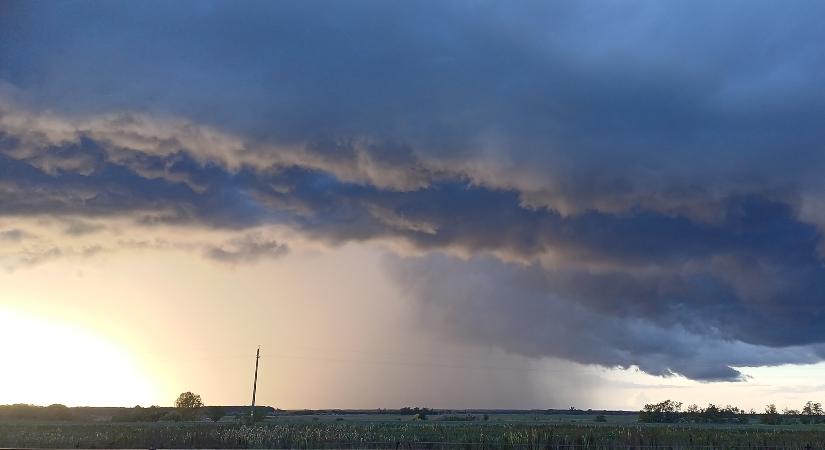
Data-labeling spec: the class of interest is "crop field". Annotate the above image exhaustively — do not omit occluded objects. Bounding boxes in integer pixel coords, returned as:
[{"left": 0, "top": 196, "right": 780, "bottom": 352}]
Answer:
[{"left": 4, "top": 415, "right": 825, "bottom": 449}]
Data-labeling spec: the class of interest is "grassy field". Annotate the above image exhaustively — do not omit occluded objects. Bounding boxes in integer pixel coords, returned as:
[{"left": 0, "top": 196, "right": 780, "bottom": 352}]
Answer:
[
  {"left": 264, "top": 413, "right": 639, "bottom": 425},
  {"left": 4, "top": 414, "right": 825, "bottom": 449}
]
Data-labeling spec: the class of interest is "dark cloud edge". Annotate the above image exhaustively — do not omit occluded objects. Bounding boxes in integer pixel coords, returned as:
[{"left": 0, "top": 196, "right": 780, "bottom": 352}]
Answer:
[{"left": 2, "top": 134, "right": 825, "bottom": 380}]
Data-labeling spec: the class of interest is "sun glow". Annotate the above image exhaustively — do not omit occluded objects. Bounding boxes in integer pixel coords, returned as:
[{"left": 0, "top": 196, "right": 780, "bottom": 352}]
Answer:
[{"left": 0, "top": 307, "right": 158, "bottom": 406}]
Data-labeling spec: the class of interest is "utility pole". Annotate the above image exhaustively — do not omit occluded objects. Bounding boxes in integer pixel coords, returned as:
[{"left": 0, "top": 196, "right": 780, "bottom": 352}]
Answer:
[{"left": 250, "top": 346, "right": 260, "bottom": 424}]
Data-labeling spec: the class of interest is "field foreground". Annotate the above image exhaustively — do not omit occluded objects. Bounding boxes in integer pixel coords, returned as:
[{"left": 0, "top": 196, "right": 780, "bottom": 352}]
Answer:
[{"left": 3, "top": 421, "right": 825, "bottom": 450}]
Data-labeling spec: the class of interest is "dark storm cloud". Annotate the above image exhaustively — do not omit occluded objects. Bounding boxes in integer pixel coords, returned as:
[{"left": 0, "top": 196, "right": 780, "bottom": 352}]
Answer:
[
  {"left": 386, "top": 254, "right": 825, "bottom": 381},
  {"left": 0, "top": 143, "right": 270, "bottom": 228},
  {"left": 0, "top": 130, "right": 822, "bottom": 382},
  {"left": 3, "top": 0, "right": 825, "bottom": 202},
  {"left": 2, "top": 0, "right": 825, "bottom": 380}
]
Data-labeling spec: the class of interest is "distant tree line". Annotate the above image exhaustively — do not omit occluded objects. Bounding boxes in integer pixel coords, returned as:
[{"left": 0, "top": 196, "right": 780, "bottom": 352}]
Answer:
[
  {"left": 641, "top": 400, "right": 825, "bottom": 425},
  {"left": 399, "top": 407, "right": 435, "bottom": 415},
  {"left": 0, "top": 391, "right": 270, "bottom": 423},
  {"left": 0, "top": 404, "right": 73, "bottom": 421},
  {"left": 111, "top": 405, "right": 174, "bottom": 422},
  {"left": 761, "top": 401, "right": 824, "bottom": 425}
]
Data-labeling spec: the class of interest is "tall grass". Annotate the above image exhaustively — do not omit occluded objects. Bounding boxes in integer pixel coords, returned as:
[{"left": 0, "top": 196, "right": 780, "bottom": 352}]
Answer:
[{"left": 2, "top": 421, "right": 825, "bottom": 449}]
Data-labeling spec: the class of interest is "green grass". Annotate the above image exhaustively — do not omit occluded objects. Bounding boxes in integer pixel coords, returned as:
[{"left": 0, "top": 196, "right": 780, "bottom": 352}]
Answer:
[{"left": 5, "top": 417, "right": 825, "bottom": 449}]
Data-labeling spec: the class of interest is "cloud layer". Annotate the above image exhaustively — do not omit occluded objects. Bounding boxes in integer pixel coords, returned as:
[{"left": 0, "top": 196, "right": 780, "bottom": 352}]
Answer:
[{"left": 3, "top": 0, "right": 825, "bottom": 380}]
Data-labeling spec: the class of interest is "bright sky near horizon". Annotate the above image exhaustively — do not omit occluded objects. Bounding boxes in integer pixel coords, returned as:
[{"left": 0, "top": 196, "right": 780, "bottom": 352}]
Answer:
[
  {"left": 3, "top": 0, "right": 825, "bottom": 411},
  {"left": 3, "top": 244, "right": 825, "bottom": 411}
]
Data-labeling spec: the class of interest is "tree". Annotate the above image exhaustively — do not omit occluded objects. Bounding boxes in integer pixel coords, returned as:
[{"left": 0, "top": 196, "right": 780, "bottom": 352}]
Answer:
[
  {"left": 639, "top": 400, "right": 682, "bottom": 423},
  {"left": 762, "top": 404, "right": 780, "bottom": 425},
  {"left": 175, "top": 392, "right": 204, "bottom": 409},
  {"left": 702, "top": 404, "right": 721, "bottom": 423},
  {"left": 801, "top": 401, "right": 823, "bottom": 424},
  {"left": 685, "top": 404, "right": 700, "bottom": 423},
  {"left": 45, "top": 404, "right": 72, "bottom": 420},
  {"left": 174, "top": 392, "right": 203, "bottom": 420},
  {"left": 782, "top": 407, "right": 800, "bottom": 424}
]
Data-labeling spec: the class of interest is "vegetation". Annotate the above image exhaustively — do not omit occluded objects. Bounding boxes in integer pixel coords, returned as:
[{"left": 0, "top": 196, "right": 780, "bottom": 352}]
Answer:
[
  {"left": 757, "top": 402, "right": 825, "bottom": 425},
  {"left": 159, "top": 411, "right": 182, "bottom": 422},
  {"left": 174, "top": 391, "right": 204, "bottom": 420},
  {"left": 112, "top": 405, "right": 168, "bottom": 423},
  {"left": 174, "top": 392, "right": 203, "bottom": 410},
  {"left": 6, "top": 400, "right": 825, "bottom": 448},
  {"left": 207, "top": 406, "right": 226, "bottom": 422},
  {"left": 251, "top": 406, "right": 269, "bottom": 423},
  {"left": 0, "top": 404, "right": 73, "bottom": 421},
  {"left": 639, "top": 400, "right": 683, "bottom": 423},
  {"left": 5, "top": 420, "right": 825, "bottom": 449},
  {"left": 640, "top": 399, "right": 824, "bottom": 425},
  {"left": 399, "top": 407, "right": 434, "bottom": 416},
  {"left": 802, "top": 401, "right": 824, "bottom": 424},
  {"left": 763, "top": 404, "right": 781, "bottom": 425}
]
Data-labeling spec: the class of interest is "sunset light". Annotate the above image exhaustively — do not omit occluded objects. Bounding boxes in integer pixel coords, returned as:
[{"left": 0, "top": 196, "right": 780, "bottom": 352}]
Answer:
[{"left": 0, "top": 308, "right": 157, "bottom": 407}]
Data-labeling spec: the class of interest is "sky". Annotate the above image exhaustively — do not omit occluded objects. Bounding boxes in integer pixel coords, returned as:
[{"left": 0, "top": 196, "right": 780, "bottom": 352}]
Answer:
[{"left": 2, "top": 0, "right": 825, "bottom": 411}]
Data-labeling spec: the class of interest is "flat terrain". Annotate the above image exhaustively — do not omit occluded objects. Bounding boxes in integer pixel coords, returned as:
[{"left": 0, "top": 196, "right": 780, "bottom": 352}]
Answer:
[
  {"left": 4, "top": 412, "right": 825, "bottom": 449},
  {"left": 261, "top": 412, "right": 640, "bottom": 425}
]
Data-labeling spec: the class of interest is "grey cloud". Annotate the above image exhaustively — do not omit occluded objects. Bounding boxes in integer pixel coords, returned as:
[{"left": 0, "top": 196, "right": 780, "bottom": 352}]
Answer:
[
  {"left": 3, "top": 1, "right": 825, "bottom": 212},
  {"left": 0, "top": 228, "right": 25, "bottom": 241},
  {"left": 1, "top": 135, "right": 825, "bottom": 357},
  {"left": 62, "top": 219, "right": 105, "bottom": 236},
  {"left": 16, "top": 247, "right": 63, "bottom": 268},
  {"left": 2, "top": 1, "right": 825, "bottom": 381},
  {"left": 0, "top": 145, "right": 269, "bottom": 229},
  {"left": 387, "top": 254, "right": 823, "bottom": 381},
  {"left": 204, "top": 235, "right": 288, "bottom": 264},
  {"left": 3, "top": 245, "right": 104, "bottom": 271}
]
